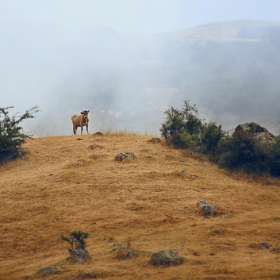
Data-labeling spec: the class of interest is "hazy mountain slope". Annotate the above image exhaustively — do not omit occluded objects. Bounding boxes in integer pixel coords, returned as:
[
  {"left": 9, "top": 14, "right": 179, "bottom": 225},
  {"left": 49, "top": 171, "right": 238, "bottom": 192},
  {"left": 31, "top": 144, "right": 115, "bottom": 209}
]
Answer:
[
  {"left": 0, "top": 134, "right": 280, "bottom": 279},
  {"left": 7, "top": 20, "right": 279, "bottom": 135},
  {"left": 165, "top": 20, "right": 280, "bottom": 41}
]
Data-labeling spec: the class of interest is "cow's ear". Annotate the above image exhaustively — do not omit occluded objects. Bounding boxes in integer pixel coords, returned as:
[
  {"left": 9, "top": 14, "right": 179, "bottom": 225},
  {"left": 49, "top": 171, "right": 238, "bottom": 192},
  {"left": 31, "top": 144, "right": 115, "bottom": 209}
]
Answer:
[{"left": 81, "top": 111, "right": 84, "bottom": 114}]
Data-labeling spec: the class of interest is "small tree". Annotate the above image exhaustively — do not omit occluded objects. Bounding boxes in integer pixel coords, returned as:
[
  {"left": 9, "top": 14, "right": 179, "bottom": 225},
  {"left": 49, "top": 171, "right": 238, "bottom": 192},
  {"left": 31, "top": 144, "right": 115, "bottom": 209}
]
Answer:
[
  {"left": 0, "top": 106, "right": 39, "bottom": 162},
  {"left": 61, "top": 231, "right": 89, "bottom": 252},
  {"left": 160, "top": 100, "right": 225, "bottom": 158},
  {"left": 160, "top": 100, "right": 204, "bottom": 148}
]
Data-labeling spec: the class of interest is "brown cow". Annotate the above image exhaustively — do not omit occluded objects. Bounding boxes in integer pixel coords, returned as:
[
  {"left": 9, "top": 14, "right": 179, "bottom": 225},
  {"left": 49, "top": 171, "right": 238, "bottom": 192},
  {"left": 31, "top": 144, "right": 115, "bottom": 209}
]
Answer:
[{"left": 71, "top": 110, "right": 89, "bottom": 135}]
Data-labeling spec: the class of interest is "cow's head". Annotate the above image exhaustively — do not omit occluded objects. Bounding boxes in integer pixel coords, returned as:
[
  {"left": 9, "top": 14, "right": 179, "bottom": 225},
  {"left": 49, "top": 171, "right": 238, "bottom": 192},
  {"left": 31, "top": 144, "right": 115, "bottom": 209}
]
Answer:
[{"left": 81, "top": 110, "right": 89, "bottom": 119}]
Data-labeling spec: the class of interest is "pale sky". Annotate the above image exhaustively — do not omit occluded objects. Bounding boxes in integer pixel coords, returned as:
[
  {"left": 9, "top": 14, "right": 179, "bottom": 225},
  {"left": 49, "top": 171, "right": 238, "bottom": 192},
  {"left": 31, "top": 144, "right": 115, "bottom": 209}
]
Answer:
[{"left": 1, "top": 0, "right": 280, "bottom": 33}]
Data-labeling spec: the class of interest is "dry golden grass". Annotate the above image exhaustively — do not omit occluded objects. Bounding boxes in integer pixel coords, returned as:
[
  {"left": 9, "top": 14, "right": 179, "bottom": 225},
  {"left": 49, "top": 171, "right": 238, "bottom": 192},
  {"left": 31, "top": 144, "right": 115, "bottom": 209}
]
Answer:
[{"left": 0, "top": 133, "right": 280, "bottom": 280}]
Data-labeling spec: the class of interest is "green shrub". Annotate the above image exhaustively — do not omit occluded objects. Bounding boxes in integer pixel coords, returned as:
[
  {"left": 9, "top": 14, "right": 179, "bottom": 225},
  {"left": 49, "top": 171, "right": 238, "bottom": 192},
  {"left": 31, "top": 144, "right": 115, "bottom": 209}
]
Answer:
[
  {"left": 218, "top": 131, "right": 271, "bottom": 174},
  {"left": 160, "top": 100, "right": 203, "bottom": 142},
  {"left": 270, "top": 136, "right": 280, "bottom": 176},
  {"left": 61, "top": 231, "right": 89, "bottom": 251},
  {"left": 0, "top": 106, "right": 39, "bottom": 163},
  {"left": 171, "top": 131, "right": 200, "bottom": 149},
  {"left": 199, "top": 122, "right": 225, "bottom": 160},
  {"left": 160, "top": 100, "right": 225, "bottom": 160},
  {"left": 160, "top": 100, "right": 280, "bottom": 176}
]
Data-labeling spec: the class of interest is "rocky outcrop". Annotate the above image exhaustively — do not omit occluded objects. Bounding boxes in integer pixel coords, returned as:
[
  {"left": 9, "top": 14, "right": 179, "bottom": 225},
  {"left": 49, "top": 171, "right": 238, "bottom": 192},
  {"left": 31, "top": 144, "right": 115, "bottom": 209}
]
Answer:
[
  {"left": 199, "top": 199, "right": 217, "bottom": 216},
  {"left": 67, "top": 248, "right": 90, "bottom": 262},
  {"left": 150, "top": 249, "right": 184, "bottom": 266},
  {"left": 114, "top": 152, "right": 136, "bottom": 162},
  {"left": 234, "top": 122, "right": 275, "bottom": 145},
  {"left": 38, "top": 266, "right": 62, "bottom": 277},
  {"left": 150, "top": 138, "right": 161, "bottom": 143}
]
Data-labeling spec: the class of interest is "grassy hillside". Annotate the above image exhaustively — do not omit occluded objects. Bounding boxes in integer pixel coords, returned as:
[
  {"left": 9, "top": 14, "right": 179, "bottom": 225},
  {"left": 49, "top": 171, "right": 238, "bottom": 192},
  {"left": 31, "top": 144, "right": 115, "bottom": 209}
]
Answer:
[{"left": 1, "top": 133, "right": 280, "bottom": 279}]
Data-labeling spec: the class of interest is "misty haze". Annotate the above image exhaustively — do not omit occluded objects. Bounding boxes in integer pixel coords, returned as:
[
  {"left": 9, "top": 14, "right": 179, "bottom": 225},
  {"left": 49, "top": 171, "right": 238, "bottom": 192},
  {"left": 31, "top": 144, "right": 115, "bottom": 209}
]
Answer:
[{"left": 1, "top": 2, "right": 280, "bottom": 136}]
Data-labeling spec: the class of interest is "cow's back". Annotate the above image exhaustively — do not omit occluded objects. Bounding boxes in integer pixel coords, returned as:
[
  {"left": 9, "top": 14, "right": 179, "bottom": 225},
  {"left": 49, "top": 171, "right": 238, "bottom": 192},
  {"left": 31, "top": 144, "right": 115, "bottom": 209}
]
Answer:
[{"left": 71, "top": 114, "right": 81, "bottom": 122}]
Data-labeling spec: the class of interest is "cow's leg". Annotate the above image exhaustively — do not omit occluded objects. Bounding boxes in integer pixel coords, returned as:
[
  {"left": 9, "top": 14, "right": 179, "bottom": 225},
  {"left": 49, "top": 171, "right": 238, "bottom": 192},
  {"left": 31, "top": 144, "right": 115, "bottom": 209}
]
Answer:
[
  {"left": 81, "top": 126, "right": 83, "bottom": 134},
  {"left": 86, "top": 124, "right": 88, "bottom": 134},
  {"left": 73, "top": 126, "right": 77, "bottom": 135}
]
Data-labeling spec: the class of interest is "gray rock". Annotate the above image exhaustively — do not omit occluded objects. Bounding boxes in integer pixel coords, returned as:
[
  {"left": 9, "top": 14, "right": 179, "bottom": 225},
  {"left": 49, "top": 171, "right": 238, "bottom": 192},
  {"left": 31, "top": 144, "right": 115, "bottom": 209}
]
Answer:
[
  {"left": 110, "top": 242, "right": 127, "bottom": 251},
  {"left": 38, "top": 266, "right": 61, "bottom": 277},
  {"left": 272, "top": 246, "right": 280, "bottom": 253},
  {"left": 150, "top": 249, "right": 184, "bottom": 266},
  {"left": 199, "top": 199, "right": 217, "bottom": 216},
  {"left": 260, "top": 242, "right": 270, "bottom": 249},
  {"left": 67, "top": 248, "right": 90, "bottom": 262},
  {"left": 125, "top": 249, "right": 137, "bottom": 258},
  {"left": 151, "top": 138, "right": 161, "bottom": 143},
  {"left": 89, "top": 144, "right": 101, "bottom": 149},
  {"left": 114, "top": 152, "right": 135, "bottom": 162},
  {"left": 83, "top": 268, "right": 94, "bottom": 277},
  {"left": 234, "top": 122, "right": 275, "bottom": 145}
]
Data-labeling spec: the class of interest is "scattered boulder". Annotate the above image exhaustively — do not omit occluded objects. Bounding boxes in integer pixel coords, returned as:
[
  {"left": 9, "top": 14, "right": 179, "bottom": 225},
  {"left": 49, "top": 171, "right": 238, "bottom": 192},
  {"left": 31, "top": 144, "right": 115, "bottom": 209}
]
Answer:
[
  {"left": 150, "top": 138, "right": 161, "bottom": 143},
  {"left": 260, "top": 242, "right": 270, "bottom": 249},
  {"left": 95, "top": 132, "right": 103, "bottom": 135},
  {"left": 124, "top": 250, "right": 137, "bottom": 258},
  {"left": 89, "top": 144, "right": 101, "bottom": 149},
  {"left": 234, "top": 122, "right": 275, "bottom": 145},
  {"left": 177, "top": 170, "right": 185, "bottom": 175},
  {"left": 38, "top": 266, "right": 62, "bottom": 277},
  {"left": 67, "top": 248, "right": 90, "bottom": 262},
  {"left": 271, "top": 246, "right": 280, "bottom": 254},
  {"left": 110, "top": 242, "right": 127, "bottom": 251},
  {"left": 114, "top": 152, "right": 135, "bottom": 162},
  {"left": 111, "top": 241, "right": 137, "bottom": 259},
  {"left": 199, "top": 199, "right": 217, "bottom": 216},
  {"left": 82, "top": 268, "right": 94, "bottom": 278},
  {"left": 249, "top": 243, "right": 271, "bottom": 250},
  {"left": 150, "top": 249, "right": 184, "bottom": 266}
]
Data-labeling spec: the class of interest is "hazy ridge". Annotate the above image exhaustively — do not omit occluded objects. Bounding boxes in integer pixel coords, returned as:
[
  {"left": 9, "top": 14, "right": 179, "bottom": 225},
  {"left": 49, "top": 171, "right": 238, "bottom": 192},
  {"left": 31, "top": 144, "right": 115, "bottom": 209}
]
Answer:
[{"left": 2, "top": 20, "right": 280, "bottom": 135}]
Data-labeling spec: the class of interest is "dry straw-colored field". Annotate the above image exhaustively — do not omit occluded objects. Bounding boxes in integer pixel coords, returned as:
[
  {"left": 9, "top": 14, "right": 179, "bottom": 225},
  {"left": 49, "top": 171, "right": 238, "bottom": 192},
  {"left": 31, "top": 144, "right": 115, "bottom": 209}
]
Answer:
[{"left": 0, "top": 133, "right": 280, "bottom": 280}]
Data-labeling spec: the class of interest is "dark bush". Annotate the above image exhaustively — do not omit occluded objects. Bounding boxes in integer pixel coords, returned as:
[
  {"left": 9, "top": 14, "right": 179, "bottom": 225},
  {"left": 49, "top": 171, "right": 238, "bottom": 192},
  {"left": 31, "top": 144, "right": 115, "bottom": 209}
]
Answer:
[
  {"left": 171, "top": 131, "right": 200, "bottom": 149},
  {"left": 61, "top": 231, "right": 89, "bottom": 252},
  {"left": 199, "top": 122, "right": 225, "bottom": 160},
  {"left": 0, "top": 106, "right": 39, "bottom": 163},
  {"left": 160, "top": 100, "right": 280, "bottom": 176},
  {"left": 270, "top": 136, "right": 280, "bottom": 176},
  {"left": 218, "top": 131, "right": 271, "bottom": 174}
]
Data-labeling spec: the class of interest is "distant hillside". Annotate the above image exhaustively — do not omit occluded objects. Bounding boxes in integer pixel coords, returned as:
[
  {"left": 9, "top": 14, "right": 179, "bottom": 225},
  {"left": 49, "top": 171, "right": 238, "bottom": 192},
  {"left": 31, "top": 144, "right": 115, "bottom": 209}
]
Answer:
[
  {"left": 21, "top": 20, "right": 280, "bottom": 136},
  {"left": 164, "top": 20, "right": 280, "bottom": 42},
  {"left": 1, "top": 133, "right": 280, "bottom": 279}
]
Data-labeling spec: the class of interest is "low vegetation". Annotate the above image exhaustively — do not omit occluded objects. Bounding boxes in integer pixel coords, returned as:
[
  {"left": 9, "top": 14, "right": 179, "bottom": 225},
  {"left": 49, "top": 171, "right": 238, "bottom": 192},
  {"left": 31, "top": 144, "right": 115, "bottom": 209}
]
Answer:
[
  {"left": 160, "top": 100, "right": 280, "bottom": 176},
  {"left": 61, "top": 231, "right": 89, "bottom": 251},
  {"left": 0, "top": 106, "right": 39, "bottom": 163}
]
